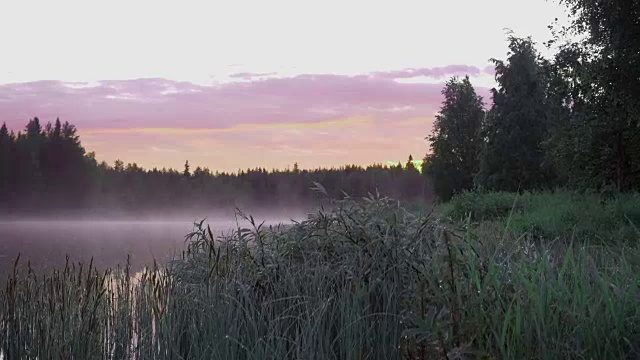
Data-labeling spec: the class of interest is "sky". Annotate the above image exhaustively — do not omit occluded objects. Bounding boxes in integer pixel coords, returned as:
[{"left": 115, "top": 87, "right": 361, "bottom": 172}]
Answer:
[{"left": 0, "top": 0, "right": 571, "bottom": 172}]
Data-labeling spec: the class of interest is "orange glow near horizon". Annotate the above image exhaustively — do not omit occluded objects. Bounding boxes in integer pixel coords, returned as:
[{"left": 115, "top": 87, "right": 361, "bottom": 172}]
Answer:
[
  {"left": 0, "top": 70, "right": 492, "bottom": 173},
  {"left": 0, "top": 0, "right": 571, "bottom": 175},
  {"left": 78, "top": 115, "right": 432, "bottom": 172},
  {"left": 80, "top": 116, "right": 373, "bottom": 136}
]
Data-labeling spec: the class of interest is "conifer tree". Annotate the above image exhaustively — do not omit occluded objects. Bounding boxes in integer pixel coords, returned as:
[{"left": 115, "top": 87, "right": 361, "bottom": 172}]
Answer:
[
  {"left": 426, "top": 76, "right": 484, "bottom": 200},
  {"left": 183, "top": 160, "right": 191, "bottom": 177}
]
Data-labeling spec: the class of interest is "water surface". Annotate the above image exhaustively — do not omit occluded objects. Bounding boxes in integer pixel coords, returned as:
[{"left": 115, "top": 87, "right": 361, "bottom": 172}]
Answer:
[{"left": 0, "top": 217, "right": 295, "bottom": 278}]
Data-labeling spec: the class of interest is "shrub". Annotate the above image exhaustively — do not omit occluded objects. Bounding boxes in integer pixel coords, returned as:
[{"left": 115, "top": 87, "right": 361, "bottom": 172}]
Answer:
[{"left": 444, "top": 190, "right": 529, "bottom": 221}]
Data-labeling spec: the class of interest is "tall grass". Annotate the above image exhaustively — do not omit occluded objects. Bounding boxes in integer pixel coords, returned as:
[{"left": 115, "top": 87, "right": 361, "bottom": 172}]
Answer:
[
  {"left": 443, "top": 190, "right": 640, "bottom": 243},
  {"left": 1, "top": 192, "right": 639, "bottom": 359}
]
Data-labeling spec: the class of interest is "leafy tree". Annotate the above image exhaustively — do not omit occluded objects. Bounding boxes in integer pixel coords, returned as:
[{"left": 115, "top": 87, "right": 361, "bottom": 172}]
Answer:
[
  {"left": 476, "top": 36, "right": 551, "bottom": 191},
  {"left": 541, "top": 42, "right": 604, "bottom": 189},
  {"left": 426, "top": 76, "right": 485, "bottom": 200},
  {"left": 550, "top": 0, "right": 640, "bottom": 190}
]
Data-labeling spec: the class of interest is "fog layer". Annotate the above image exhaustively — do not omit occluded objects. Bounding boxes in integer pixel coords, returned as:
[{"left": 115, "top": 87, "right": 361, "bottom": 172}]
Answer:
[{"left": 0, "top": 209, "right": 308, "bottom": 279}]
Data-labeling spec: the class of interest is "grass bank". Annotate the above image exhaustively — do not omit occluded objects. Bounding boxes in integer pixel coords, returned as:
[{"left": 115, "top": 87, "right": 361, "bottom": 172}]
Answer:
[
  {"left": 1, "top": 191, "right": 639, "bottom": 359},
  {"left": 441, "top": 190, "right": 640, "bottom": 243}
]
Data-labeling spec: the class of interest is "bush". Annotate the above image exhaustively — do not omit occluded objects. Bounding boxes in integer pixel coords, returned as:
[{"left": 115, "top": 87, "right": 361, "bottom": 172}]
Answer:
[
  {"left": 443, "top": 190, "right": 529, "bottom": 221},
  {"left": 444, "top": 190, "right": 640, "bottom": 243},
  {"left": 508, "top": 192, "right": 640, "bottom": 242}
]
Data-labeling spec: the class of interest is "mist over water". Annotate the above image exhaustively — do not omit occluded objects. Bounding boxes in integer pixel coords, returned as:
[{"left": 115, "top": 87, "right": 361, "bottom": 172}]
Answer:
[{"left": 0, "top": 210, "right": 306, "bottom": 279}]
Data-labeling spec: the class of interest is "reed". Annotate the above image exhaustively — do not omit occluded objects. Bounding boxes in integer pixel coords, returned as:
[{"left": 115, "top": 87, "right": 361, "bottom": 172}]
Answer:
[{"left": 1, "top": 192, "right": 639, "bottom": 359}]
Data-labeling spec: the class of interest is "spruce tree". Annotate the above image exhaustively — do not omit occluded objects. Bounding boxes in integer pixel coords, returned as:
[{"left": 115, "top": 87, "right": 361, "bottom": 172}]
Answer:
[
  {"left": 426, "top": 76, "right": 485, "bottom": 200},
  {"left": 0, "top": 123, "right": 13, "bottom": 205},
  {"left": 183, "top": 160, "right": 191, "bottom": 177}
]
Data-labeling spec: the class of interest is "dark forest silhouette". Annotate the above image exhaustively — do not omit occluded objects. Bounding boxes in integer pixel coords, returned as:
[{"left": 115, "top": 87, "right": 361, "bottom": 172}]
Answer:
[{"left": 0, "top": 118, "right": 430, "bottom": 215}]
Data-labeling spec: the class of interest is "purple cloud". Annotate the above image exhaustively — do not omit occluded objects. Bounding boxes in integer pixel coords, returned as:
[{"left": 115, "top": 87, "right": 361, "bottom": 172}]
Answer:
[
  {"left": 0, "top": 67, "right": 492, "bottom": 133},
  {"left": 0, "top": 67, "right": 497, "bottom": 171},
  {"left": 372, "top": 65, "right": 495, "bottom": 80},
  {"left": 229, "top": 72, "right": 278, "bottom": 79}
]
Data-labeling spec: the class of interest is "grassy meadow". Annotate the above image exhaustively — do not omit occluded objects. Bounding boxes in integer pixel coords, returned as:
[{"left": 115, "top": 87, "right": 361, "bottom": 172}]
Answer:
[{"left": 1, "top": 189, "right": 640, "bottom": 359}]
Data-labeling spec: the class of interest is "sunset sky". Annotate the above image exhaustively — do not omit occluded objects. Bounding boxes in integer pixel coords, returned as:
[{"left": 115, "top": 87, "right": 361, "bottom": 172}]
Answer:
[{"left": 0, "top": 0, "right": 570, "bottom": 172}]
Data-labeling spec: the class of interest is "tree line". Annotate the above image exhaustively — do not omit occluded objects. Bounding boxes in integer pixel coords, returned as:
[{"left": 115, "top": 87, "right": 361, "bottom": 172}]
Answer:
[
  {"left": 425, "top": 0, "right": 640, "bottom": 200},
  {"left": 3, "top": 0, "right": 637, "bottom": 209},
  {"left": 0, "top": 118, "right": 428, "bottom": 214}
]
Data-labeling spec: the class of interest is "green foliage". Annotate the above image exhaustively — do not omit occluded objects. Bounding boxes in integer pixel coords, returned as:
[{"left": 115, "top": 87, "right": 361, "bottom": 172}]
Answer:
[
  {"left": 475, "top": 36, "right": 552, "bottom": 191},
  {"left": 425, "top": 4, "right": 640, "bottom": 193},
  {"left": 451, "top": 1, "right": 640, "bottom": 193},
  {"left": 444, "top": 190, "right": 640, "bottom": 243},
  {"left": 546, "top": 0, "right": 640, "bottom": 190},
  {"left": 2, "top": 195, "right": 639, "bottom": 358},
  {"left": 508, "top": 192, "right": 640, "bottom": 243},
  {"left": 442, "top": 190, "right": 528, "bottom": 222},
  {"left": 426, "top": 76, "right": 485, "bottom": 201}
]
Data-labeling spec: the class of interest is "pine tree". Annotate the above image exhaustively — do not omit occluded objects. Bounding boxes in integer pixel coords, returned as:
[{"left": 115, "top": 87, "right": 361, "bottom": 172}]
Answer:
[
  {"left": 426, "top": 76, "right": 485, "bottom": 200},
  {"left": 22, "top": 117, "right": 45, "bottom": 205},
  {"left": 43, "top": 118, "right": 64, "bottom": 204},
  {"left": 53, "top": 118, "right": 62, "bottom": 140},
  {"left": 0, "top": 123, "right": 13, "bottom": 205},
  {"left": 405, "top": 155, "right": 418, "bottom": 172},
  {"left": 114, "top": 159, "right": 124, "bottom": 172},
  {"left": 183, "top": 160, "right": 191, "bottom": 177}
]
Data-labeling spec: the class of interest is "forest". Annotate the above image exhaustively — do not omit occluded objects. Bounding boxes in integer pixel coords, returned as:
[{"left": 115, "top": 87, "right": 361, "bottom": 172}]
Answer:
[{"left": 0, "top": 119, "right": 428, "bottom": 214}]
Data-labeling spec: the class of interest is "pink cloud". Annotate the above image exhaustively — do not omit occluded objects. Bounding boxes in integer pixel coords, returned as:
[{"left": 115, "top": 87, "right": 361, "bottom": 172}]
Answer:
[
  {"left": 482, "top": 65, "right": 496, "bottom": 77},
  {"left": 0, "top": 68, "right": 494, "bottom": 131},
  {"left": 0, "top": 67, "right": 493, "bottom": 171},
  {"left": 229, "top": 72, "right": 278, "bottom": 79},
  {"left": 371, "top": 65, "right": 495, "bottom": 80}
]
